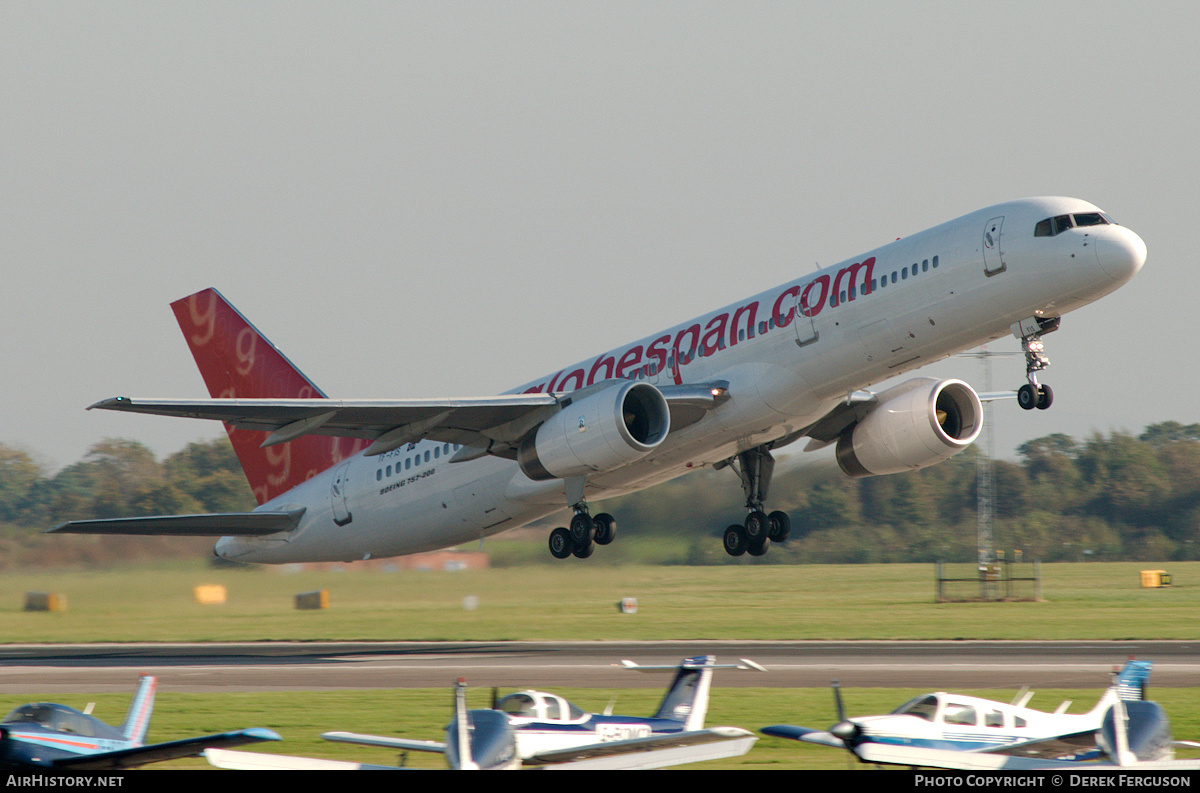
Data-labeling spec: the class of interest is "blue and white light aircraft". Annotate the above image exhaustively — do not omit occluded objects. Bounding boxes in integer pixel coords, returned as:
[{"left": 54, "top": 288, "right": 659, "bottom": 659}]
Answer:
[
  {"left": 322, "top": 655, "right": 763, "bottom": 767},
  {"left": 760, "top": 660, "right": 1198, "bottom": 769},
  {"left": 205, "top": 669, "right": 758, "bottom": 771},
  {"left": 49, "top": 197, "right": 1146, "bottom": 562},
  {"left": 0, "top": 675, "right": 279, "bottom": 769}
]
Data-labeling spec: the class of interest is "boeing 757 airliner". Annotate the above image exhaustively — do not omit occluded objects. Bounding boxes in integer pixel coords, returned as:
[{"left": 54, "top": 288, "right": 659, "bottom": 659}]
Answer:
[{"left": 49, "top": 197, "right": 1145, "bottom": 562}]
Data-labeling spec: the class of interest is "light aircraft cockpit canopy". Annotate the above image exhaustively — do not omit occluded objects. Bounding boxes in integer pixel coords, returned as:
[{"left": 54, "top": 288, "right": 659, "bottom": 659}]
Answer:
[
  {"left": 2, "top": 704, "right": 112, "bottom": 738},
  {"left": 891, "top": 694, "right": 939, "bottom": 721},
  {"left": 496, "top": 691, "right": 586, "bottom": 723}
]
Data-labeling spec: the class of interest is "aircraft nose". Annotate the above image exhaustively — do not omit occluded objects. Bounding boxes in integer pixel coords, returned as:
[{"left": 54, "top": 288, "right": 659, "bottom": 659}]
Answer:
[{"left": 1094, "top": 225, "right": 1147, "bottom": 283}]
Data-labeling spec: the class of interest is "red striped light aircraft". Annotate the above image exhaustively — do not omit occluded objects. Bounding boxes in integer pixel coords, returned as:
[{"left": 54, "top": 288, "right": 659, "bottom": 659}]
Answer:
[
  {"left": 0, "top": 675, "right": 279, "bottom": 769},
  {"left": 49, "top": 197, "right": 1146, "bottom": 562}
]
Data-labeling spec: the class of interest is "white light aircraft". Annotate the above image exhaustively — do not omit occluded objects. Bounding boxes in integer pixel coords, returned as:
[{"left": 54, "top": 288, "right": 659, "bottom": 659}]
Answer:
[
  {"left": 324, "top": 655, "right": 763, "bottom": 766},
  {"left": 762, "top": 660, "right": 1200, "bottom": 770},
  {"left": 204, "top": 675, "right": 758, "bottom": 770},
  {"left": 49, "top": 197, "right": 1146, "bottom": 562}
]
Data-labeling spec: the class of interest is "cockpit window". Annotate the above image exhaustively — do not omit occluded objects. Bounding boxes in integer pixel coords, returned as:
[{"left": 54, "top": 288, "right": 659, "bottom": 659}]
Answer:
[
  {"left": 498, "top": 693, "right": 538, "bottom": 717},
  {"left": 1072, "top": 212, "right": 1109, "bottom": 227},
  {"left": 891, "top": 694, "right": 938, "bottom": 721},
  {"left": 2, "top": 705, "right": 97, "bottom": 736},
  {"left": 1035, "top": 212, "right": 1113, "bottom": 237}
]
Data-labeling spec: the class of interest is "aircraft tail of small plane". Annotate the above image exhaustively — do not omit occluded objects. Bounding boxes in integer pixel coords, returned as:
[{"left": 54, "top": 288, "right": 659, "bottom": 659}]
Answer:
[
  {"left": 170, "top": 288, "right": 368, "bottom": 504},
  {"left": 119, "top": 674, "right": 156, "bottom": 744},
  {"left": 651, "top": 655, "right": 716, "bottom": 732},
  {"left": 1087, "top": 659, "right": 1153, "bottom": 718}
]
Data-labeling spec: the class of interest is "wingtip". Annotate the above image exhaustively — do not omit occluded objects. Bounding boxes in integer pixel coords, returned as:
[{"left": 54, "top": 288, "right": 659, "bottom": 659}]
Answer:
[{"left": 87, "top": 397, "right": 131, "bottom": 411}]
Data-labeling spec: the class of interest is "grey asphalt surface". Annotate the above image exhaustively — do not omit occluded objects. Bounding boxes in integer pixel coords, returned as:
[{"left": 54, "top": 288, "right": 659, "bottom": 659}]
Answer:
[{"left": 0, "top": 641, "right": 1196, "bottom": 694}]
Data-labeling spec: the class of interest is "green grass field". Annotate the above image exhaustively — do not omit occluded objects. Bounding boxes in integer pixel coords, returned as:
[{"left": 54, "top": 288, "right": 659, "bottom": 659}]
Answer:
[
  {"left": 2, "top": 559, "right": 1197, "bottom": 769},
  {"left": 2, "top": 559, "right": 1197, "bottom": 641},
  {"left": 29, "top": 685, "right": 1200, "bottom": 770}
]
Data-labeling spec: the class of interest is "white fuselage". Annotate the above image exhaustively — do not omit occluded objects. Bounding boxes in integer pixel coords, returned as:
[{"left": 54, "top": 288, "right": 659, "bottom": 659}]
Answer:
[
  {"left": 216, "top": 197, "right": 1145, "bottom": 563},
  {"left": 847, "top": 691, "right": 1112, "bottom": 753}
]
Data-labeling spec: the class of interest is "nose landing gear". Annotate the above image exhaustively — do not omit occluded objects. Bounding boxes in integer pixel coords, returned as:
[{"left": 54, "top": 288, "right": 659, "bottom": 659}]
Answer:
[{"left": 1013, "top": 316, "right": 1059, "bottom": 411}]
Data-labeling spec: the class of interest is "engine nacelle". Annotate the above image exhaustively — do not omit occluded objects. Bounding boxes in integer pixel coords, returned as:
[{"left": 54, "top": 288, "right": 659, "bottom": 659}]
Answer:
[
  {"left": 835, "top": 378, "right": 982, "bottom": 477},
  {"left": 518, "top": 382, "right": 671, "bottom": 481}
]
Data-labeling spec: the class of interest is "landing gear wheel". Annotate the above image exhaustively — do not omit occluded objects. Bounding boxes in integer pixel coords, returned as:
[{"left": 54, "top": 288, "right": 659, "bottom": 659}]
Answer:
[
  {"left": 569, "top": 513, "right": 594, "bottom": 546},
  {"left": 1036, "top": 384, "right": 1054, "bottom": 410},
  {"left": 744, "top": 510, "right": 769, "bottom": 543},
  {"left": 592, "top": 513, "right": 616, "bottom": 545},
  {"left": 723, "top": 525, "right": 748, "bottom": 557},
  {"left": 767, "top": 511, "right": 791, "bottom": 542},
  {"left": 748, "top": 536, "right": 771, "bottom": 557},
  {"left": 1017, "top": 383, "right": 1037, "bottom": 410},
  {"left": 549, "top": 527, "right": 573, "bottom": 559},
  {"left": 572, "top": 539, "right": 595, "bottom": 559}
]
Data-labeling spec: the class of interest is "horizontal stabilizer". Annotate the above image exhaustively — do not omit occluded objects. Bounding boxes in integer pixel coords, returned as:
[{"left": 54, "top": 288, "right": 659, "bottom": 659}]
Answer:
[{"left": 46, "top": 510, "right": 306, "bottom": 537}]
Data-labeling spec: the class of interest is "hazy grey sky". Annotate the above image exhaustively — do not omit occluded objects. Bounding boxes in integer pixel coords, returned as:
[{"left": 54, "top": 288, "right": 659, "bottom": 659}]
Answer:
[{"left": 2, "top": 2, "right": 1194, "bottom": 473}]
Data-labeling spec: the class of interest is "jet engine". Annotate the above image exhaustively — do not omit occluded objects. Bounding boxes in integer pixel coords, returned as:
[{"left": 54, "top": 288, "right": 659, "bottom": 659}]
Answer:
[
  {"left": 518, "top": 382, "right": 671, "bottom": 481},
  {"left": 835, "top": 378, "right": 982, "bottom": 477}
]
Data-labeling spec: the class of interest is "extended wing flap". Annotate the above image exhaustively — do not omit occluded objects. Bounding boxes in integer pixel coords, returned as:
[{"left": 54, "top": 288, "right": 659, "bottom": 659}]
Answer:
[
  {"left": 46, "top": 510, "right": 305, "bottom": 537},
  {"left": 52, "top": 728, "right": 281, "bottom": 770}
]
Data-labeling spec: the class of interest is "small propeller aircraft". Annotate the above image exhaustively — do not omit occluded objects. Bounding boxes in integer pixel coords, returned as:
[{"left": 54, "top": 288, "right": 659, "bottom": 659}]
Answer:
[
  {"left": 0, "top": 674, "right": 280, "bottom": 769},
  {"left": 762, "top": 660, "right": 1200, "bottom": 770},
  {"left": 205, "top": 672, "right": 758, "bottom": 770},
  {"left": 328, "top": 655, "right": 762, "bottom": 765}
]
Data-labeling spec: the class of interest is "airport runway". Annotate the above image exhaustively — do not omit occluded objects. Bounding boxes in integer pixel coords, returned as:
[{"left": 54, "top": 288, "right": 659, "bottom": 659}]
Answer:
[{"left": 0, "top": 641, "right": 1197, "bottom": 694}]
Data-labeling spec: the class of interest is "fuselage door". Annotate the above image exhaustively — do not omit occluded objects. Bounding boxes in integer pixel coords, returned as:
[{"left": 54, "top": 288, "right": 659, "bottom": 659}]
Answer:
[
  {"left": 793, "top": 290, "right": 819, "bottom": 347},
  {"left": 983, "top": 216, "right": 1006, "bottom": 276},
  {"left": 331, "top": 461, "right": 352, "bottom": 526}
]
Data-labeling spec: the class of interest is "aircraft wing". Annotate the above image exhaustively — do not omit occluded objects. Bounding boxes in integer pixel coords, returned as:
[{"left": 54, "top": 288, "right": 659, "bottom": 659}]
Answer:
[
  {"left": 49, "top": 728, "right": 281, "bottom": 770},
  {"left": 524, "top": 726, "right": 756, "bottom": 770},
  {"left": 205, "top": 748, "right": 400, "bottom": 770},
  {"left": 853, "top": 742, "right": 1200, "bottom": 771},
  {"left": 88, "top": 381, "right": 729, "bottom": 455},
  {"left": 321, "top": 731, "right": 446, "bottom": 753},
  {"left": 46, "top": 510, "right": 306, "bottom": 537}
]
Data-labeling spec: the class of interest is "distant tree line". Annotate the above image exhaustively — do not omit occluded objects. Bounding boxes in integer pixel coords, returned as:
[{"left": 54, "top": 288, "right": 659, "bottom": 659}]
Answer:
[
  {"left": 605, "top": 421, "right": 1200, "bottom": 565},
  {"left": 0, "top": 437, "right": 254, "bottom": 568},
  {"left": 4, "top": 422, "right": 1199, "bottom": 567}
]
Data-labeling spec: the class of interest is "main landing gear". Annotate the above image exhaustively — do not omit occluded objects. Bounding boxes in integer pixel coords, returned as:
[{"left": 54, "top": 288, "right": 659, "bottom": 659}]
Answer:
[
  {"left": 1013, "top": 316, "right": 1060, "bottom": 411},
  {"left": 719, "top": 446, "right": 792, "bottom": 557},
  {"left": 548, "top": 506, "right": 616, "bottom": 560}
]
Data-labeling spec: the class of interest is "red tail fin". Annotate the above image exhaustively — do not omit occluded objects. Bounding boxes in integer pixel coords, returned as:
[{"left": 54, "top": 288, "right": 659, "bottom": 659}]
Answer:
[{"left": 170, "top": 288, "right": 367, "bottom": 504}]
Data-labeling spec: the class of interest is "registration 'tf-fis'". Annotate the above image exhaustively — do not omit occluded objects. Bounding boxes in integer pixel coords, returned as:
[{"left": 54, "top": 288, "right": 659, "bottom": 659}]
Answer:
[{"left": 50, "top": 197, "right": 1146, "bottom": 563}]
